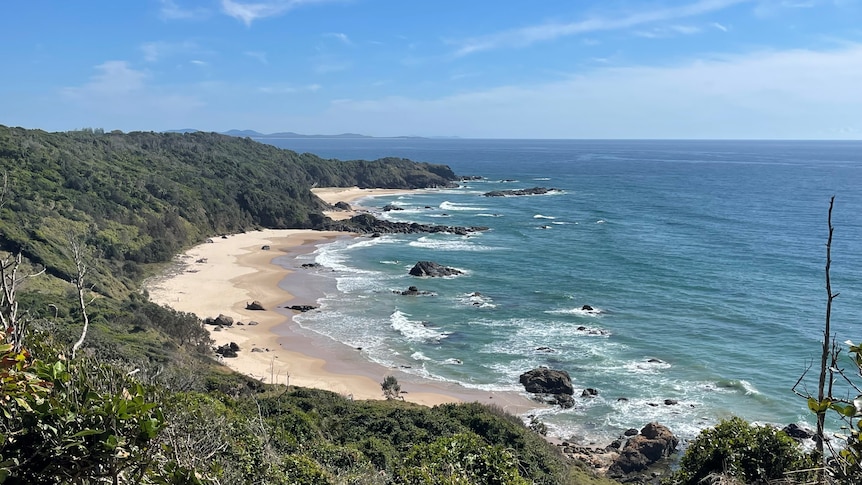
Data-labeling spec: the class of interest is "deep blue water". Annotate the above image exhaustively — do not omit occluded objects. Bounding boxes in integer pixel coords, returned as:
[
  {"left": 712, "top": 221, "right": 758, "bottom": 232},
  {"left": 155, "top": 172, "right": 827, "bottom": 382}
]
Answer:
[{"left": 266, "top": 138, "right": 862, "bottom": 443}]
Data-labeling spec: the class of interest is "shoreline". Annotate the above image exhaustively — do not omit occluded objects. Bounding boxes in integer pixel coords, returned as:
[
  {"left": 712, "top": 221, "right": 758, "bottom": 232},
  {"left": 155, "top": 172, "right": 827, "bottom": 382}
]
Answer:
[{"left": 146, "top": 188, "right": 538, "bottom": 413}]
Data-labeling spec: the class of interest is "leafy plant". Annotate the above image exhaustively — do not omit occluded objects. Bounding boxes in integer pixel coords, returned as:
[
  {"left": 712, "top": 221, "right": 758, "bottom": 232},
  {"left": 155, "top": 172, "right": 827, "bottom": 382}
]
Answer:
[
  {"left": 669, "top": 416, "right": 810, "bottom": 485},
  {"left": 382, "top": 375, "right": 401, "bottom": 400}
]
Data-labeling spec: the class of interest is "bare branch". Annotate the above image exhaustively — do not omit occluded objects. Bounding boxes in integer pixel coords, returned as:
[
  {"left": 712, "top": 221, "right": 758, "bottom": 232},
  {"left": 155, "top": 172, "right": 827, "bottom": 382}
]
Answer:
[{"left": 69, "top": 235, "right": 92, "bottom": 359}]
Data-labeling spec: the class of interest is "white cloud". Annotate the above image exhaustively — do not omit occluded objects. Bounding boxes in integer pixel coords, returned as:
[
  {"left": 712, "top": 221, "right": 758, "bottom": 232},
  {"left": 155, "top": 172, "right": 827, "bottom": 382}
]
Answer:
[
  {"left": 245, "top": 51, "right": 269, "bottom": 64},
  {"left": 140, "top": 40, "right": 200, "bottom": 63},
  {"left": 314, "top": 44, "right": 862, "bottom": 139},
  {"left": 325, "top": 32, "right": 352, "bottom": 45},
  {"left": 61, "top": 61, "right": 203, "bottom": 126},
  {"left": 712, "top": 21, "right": 730, "bottom": 31},
  {"left": 158, "top": 0, "right": 209, "bottom": 20},
  {"left": 221, "top": 0, "right": 340, "bottom": 26},
  {"left": 454, "top": 0, "right": 750, "bottom": 56},
  {"left": 258, "top": 83, "right": 322, "bottom": 94}
]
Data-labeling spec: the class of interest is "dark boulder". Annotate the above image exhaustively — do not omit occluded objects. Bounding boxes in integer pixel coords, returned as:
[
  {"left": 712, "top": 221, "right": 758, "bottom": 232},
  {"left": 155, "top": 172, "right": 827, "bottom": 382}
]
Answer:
[
  {"left": 409, "top": 261, "right": 463, "bottom": 277},
  {"left": 314, "top": 212, "right": 488, "bottom": 236},
  {"left": 246, "top": 301, "right": 265, "bottom": 311},
  {"left": 783, "top": 423, "right": 814, "bottom": 440},
  {"left": 519, "top": 368, "right": 574, "bottom": 395},
  {"left": 261, "top": 245, "right": 271, "bottom": 250},
  {"left": 581, "top": 304, "right": 594, "bottom": 311},
  {"left": 609, "top": 422, "right": 678, "bottom": 476},
  {"left": 381, "top": 204, "right": 404, "bottom": 212},
  {"left": 288, "top": 305, "right": 317, "bottom": 312},
  {"left": 215, "top": 342, "right": 240, "bottom": 358},
  {"left": 582, "top": 388, "right": 599, "bottom": 398},
  {"left": 333, "top": 201, "right": 351, "bottom": 211},
  {"left": 213, "top": 314, "right": 234, "bottom": 327},
  {"left": 396, "top": 285, "right": 433, "bottom": 296},
  {"left": 301, "top": 263, "right": 321, "bottom": 269},
  {"left": 483, "top": 187, "right": 559, "bottom": 197}
]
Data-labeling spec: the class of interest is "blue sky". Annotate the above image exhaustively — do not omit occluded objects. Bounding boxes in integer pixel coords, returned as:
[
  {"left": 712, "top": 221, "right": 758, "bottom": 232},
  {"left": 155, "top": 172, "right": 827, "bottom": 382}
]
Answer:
[{"left": 2, "top": 0, "right": 861, "bottom": 138}]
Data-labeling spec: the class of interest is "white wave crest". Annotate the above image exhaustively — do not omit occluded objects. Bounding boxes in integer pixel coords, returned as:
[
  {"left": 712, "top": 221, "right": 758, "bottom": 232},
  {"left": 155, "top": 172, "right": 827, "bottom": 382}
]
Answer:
[
  {"left": 390, "top": 310, "right": 449, "bottom": 342},
  {"left": 477, "top": 213, "right": 504, "bottom": 217},
  {"left": 458, "top": 291, "right": 496, "bottom": 308},
  {"left": 408, "top": 236, "right": 500, "bottom": 252},
  {"left": 545, "top": 306, "right": 604, "bottom": 317},
  {"left": 533, "top": 214, "right": 556, "bottom": 219},
  {"left": 411, "top": 351, "right": 432, "bottom": 361},
  {"left": 439, "top": 201, "right": 487, "bottom": 211}
]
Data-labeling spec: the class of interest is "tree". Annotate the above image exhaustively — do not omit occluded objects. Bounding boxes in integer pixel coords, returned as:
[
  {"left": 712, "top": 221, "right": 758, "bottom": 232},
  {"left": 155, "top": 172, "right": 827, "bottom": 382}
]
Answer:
[{"left": 381, "top": 375, "right": 401, "bottom": 400}]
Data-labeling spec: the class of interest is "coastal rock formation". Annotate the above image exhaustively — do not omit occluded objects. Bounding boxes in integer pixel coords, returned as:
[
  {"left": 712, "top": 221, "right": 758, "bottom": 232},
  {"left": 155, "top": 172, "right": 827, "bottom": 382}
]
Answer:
[
  {"left": 409, "top": 261, "right": 463, "bottom": 277},
  {"left": 483, "top": 187, "right": 558, "bottom": 197},
  {"left": 205, "top": 314, "right": 234, "bottom": 327},
  {"left": 316, "top": 213, "right": 487, "bottom": 236},
  {"left": 246, "top": 301, "right": 265, "bottom": 310},
  {"left": 333, "top": 201, "right": 351, "bottom": 211},
  {"left": 519, "top": 368, "right": 574, "bottom": 395},
  {"left": 395, "top": 285, "right": 434, "bottom": 296},
  {"left": 215, "top": 342, "right": 240, "bottom": 358},
  {"left": 287, "top": 305, "right": 317, "bottom": 312},
  {"left": 301, "top": 263, "right": 321, "bottom": 269},
  {"left": 608, "top": 422, "right": 679, "bottom": 477},
  {"left": 381, "top": 204, "right": 404, "bottom": 211},
  {"left": 582, "top": 388, "right": 599, "bottom": 398},
  {"left": 783, "top": 423, "right": 814, "bottom": 440}
]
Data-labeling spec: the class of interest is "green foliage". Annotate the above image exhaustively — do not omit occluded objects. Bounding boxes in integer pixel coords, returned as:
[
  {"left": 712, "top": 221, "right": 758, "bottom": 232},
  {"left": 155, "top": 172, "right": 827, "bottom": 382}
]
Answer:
[
  {"left": 0, "top": 125, "right": 458, "bottom": 300},
  {"left": 0, "top": 330, "right": 166, "bottom": 484},
  {"left": 382, "top": 374, "right": 401, "bottom": 400},
  {"left": 669, "top": 416, "right": 810, "bottom": 485},
  {"left": 395, "top": 432, "right": 529, "bottom": 485}
]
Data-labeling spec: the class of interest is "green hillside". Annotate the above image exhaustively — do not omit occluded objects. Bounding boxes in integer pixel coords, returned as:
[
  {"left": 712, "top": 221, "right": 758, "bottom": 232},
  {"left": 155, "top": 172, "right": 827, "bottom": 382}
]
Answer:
[{"left": 0, "top": 126, "right": 617, "bottom": 484}]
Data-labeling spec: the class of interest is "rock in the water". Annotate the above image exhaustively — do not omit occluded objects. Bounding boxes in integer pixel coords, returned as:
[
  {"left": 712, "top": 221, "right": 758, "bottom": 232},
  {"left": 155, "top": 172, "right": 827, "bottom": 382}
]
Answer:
[
  {"left": 624, "top": 428, "right": 639, "bottom": 437},
  {"left": 246, "top": 301, "right": 265, "bottom": 311},
  {"left": 519, "top": 368, "right": 574, "bottom": 395},
  {"left": 409, "top": 261, "right": 463, "bottom": 277},
  {"left": 582, "top": 388, "right": 599, "bottom": 398},
  {"left": 535, "top": 346, "right": 556, "bottom": 353},
  {"left": 609, "top": 422, "right": 678, "bottom": 476},
  {"left": 396, "top": 285, "right": 433, "bottom": 296},
  {"left": 783, "top": 423, "right": 814, "bottom": 440},
  {"left": 381, "top": 204, "right": 404, "bottom": 212},
  {"left": 664, "top": 399, "right": 678, "bottom": 406},
  {"left": 483, "top": 187, "right": 558, "bottom": 197},
  {"left": 288, "top": 305, "right": 317, "bottom": 312},
  {"left": 581, "top": 304, "right": 594, "bottom": 311},
  {"left": 301, "top": 263, "right": 321, "bottom": 269}
]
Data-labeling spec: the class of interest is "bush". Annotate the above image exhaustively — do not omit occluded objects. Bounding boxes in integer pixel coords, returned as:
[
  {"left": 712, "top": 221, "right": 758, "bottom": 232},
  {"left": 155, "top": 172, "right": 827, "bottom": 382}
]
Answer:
[{"left": 670, "top": 416, "right": 809, "bottom": 484}]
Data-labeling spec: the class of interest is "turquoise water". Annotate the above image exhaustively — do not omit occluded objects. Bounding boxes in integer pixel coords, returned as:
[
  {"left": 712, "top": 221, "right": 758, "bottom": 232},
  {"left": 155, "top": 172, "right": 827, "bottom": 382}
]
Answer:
[{"left": 269, "top": 139, "right": 862, "bottom": 443}]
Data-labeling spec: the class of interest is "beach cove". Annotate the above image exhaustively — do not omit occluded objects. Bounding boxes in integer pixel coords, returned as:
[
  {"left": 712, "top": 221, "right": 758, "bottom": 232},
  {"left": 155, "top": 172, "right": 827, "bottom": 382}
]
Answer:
[{"left": 145, "top": 187, "right": 538, "bottom": 412}]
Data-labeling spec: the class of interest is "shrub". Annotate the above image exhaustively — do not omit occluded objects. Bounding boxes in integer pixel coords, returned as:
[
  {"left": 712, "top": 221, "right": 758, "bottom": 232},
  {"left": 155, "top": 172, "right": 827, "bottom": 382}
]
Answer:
[{"left": 670, "top": 416, "right": 808, "bottom": 484}]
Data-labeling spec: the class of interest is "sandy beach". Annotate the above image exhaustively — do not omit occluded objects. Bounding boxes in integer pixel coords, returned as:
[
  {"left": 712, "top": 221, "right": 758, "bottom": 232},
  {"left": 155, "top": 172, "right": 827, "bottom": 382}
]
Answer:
[{"left": 146, "top": 188, "right": 536, "bottom": 412}]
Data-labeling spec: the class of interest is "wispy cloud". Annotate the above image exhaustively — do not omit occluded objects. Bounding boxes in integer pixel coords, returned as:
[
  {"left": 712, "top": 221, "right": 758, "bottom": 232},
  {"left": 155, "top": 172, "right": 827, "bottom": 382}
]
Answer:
[
  {"left": 324, "top": 44, "right": 862, "bottom": 139},
  {"left": 221, "top": 0, "right": 340, "bottom": 26},
  {"left": 314, "top": 60, "right": 352, "bottom": 73},
  {"left": 140, "top": 40, "right": 199, "bottom": 63},
  {"left": 325, "top": 32, "right": 352, "bottom": 45},
  {"left": 245, "top": 51, "right": 269, "bottom": 64},
  {"left": 635, "top": 24, "right": 703, "bottom": 38},
  {"left": 258, "top": 83, "right": 321, "bottom": 94},
  {"left": 453, "top": 0, "right": 750, "bottom": 56},
  {"left": 712, "top": 21, "right": 729, "bottom": 31},
  {"left": 158, "top": 0, "right": 209, "bottom": 21}
]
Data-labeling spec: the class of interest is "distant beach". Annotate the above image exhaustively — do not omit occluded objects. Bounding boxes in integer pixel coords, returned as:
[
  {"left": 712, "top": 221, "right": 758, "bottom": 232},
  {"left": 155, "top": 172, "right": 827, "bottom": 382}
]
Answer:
[{"left": 145, "top": 187, "right": 536, "bottom": 412}]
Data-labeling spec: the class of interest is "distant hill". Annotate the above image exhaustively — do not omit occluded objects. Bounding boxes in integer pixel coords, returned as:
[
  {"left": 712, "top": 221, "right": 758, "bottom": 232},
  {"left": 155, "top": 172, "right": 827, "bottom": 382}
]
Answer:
[
  {"left": 167, "top": 129, "right": 428, "bottom": 139},
  {"left": 0, "top": 125, "right": 458, "bottom": 298}
]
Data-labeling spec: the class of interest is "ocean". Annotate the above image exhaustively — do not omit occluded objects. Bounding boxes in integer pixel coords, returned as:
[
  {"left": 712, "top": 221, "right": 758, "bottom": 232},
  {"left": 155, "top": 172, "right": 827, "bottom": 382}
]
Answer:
[{"left": 266, "top": 138, "right": 862, "bottom": 444}]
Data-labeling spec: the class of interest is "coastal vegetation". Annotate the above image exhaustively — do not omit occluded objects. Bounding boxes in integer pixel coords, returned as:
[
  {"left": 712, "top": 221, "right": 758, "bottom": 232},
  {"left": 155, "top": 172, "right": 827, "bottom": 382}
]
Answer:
[{"left": 0, "top": 126, "right": 613, "bottom": 483}]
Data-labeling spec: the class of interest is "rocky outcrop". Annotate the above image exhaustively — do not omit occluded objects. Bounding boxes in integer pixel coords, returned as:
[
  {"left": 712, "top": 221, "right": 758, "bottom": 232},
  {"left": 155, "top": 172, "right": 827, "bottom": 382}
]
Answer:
[
  {"left": 205, "top": 314, "right": 234, "bottom": 327},
  {"left": 395, "top": 285, "right": 434, "bottom": 296},
  {"left": 783, "top": 423, "right": 814, "bottom": 440},
  {"left": 519, "top": 368, "right": 574, "bottom": 395},
  {"left": 301, "top": 263, "right": 321, "bottom": 269},
  {"left": 287, "top": 305, "right": 317, "bottom": 312},
  {"left": 215, "top": 342, "right": 240, "bottom": 358},
  {"left": 608, "top": 422, "right": 679, "bottom": 477},
  {"left": 333, "top": 201, "right": 351, "bottom": 211},
  {"left": 483, "top": 187, "right": 559, "bottom": 197},
  {"left": 381, "top": 204, "right": 403, "bottom": 211},
  {"left": 316, "top": 213, "right": 488, "bottom": 236},
  {"left": 409, "top": 261, "right": 463, "bottom": 277},
  {"left": 246, "top": 301, "right": 265, "bottom": 310}
]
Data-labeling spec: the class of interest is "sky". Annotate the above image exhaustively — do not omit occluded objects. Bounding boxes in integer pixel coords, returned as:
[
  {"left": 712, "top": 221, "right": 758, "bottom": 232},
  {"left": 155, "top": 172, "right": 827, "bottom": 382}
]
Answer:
[{"left": 1, "top": 0, "right": 861, "bottom": 139}]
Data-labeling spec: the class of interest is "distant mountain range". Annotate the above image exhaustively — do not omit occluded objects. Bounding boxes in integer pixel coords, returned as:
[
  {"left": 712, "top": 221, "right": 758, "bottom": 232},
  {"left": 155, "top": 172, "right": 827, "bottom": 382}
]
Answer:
[{"left": 164, "top": 129, "right": 439, "bottom": 139}]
